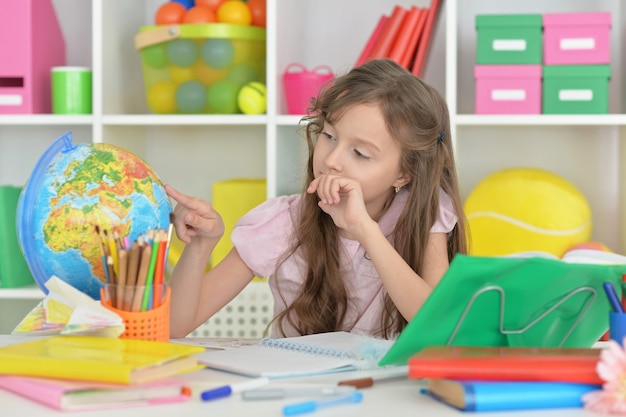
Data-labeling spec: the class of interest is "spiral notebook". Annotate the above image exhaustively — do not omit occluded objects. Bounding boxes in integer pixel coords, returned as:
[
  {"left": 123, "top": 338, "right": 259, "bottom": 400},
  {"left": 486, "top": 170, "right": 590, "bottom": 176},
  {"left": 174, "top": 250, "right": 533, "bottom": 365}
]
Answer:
[{"left": 194, "top": 331, "right": 394, "bottom": 379}]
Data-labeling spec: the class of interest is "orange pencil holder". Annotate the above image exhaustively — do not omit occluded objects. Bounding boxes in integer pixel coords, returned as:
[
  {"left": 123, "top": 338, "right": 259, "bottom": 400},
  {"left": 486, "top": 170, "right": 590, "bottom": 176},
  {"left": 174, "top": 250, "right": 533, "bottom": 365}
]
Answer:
[{"left": 101, "top": 285, "right": 170, "bottom": 342}]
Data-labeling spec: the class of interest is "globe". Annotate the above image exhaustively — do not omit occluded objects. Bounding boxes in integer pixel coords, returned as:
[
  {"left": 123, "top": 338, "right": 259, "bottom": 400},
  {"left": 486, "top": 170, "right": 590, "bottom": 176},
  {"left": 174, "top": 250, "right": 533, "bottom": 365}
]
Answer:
[{"left": 17, "top": 132, "right": 172, "bottom": 299}]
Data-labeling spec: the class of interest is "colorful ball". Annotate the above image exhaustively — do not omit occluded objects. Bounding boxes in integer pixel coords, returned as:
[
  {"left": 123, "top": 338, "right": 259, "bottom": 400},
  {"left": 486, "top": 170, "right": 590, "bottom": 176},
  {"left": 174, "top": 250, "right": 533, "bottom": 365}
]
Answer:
[
  {"left": 237, "top": 81, "right": 266, "bottom": 114},
  {"left": 155, "top": 2, "right": 186, "bottom": 25},
  {"left": 169, "top": 65, "right": 195, "bottom": 84},
  {"left": 171, "top": 0, "right": 195, "bottom": 10},
  {"left": 147, "top": 81, "right": 177, "bottom": 114},
  {"left": 175, "top": 80, "right": 207, "bottom": 113},
  {"left": 227, "top": 63, "right": 259, "bottom": 88},
  {"left": 166, "top": 39, "right": 199, "bottom": 67},
  {"left": 207, "top": 80, "right": 239, "bottom": 114},
  {"left": 246, "top": 0, "right": 266, "bottom": 27},
  {"left": 200, "top": 38, "right": 234, "bottom": 69},
  {"left": 183, "top": 6, "right": 217, "bottom": 23},
  {"left": 194, "top": 61, "right": 228, "bottom": 86},
  {"left": 217, "top": 1, "right": 252, "bottom": 25},
  {"left": 195, "top": 0, "right": 226, "bottom": 12},
  {"left": 464, "top": 168, "right": 592, "bottom": 257},
  {"left": 142, "top": 44, "right": 168, "bottom": 69}
]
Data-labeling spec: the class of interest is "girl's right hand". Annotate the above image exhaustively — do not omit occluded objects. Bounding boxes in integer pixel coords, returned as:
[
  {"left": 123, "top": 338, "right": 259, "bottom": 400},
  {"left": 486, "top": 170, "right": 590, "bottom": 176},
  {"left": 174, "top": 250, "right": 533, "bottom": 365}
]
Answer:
[{"left": 165, "top": 184, "right": 225, "bottom": 244}]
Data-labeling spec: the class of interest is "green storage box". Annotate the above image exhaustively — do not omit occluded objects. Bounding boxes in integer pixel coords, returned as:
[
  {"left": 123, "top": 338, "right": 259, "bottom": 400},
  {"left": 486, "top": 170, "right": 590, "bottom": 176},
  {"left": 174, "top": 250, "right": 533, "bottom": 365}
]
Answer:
[
  {"left": 543, "top": 65, "right": 611, "bottom": 114},
  {"left": 0, "top": 186, "right": 34, "bottom": 287},
  {"left": 476, "top": 14, "right": 543, "bottom": 64}
]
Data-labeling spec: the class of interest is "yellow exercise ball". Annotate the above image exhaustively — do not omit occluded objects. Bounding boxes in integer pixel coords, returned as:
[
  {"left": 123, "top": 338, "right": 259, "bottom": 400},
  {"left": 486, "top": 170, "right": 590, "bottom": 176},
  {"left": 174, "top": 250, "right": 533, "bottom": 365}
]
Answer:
[{"left": 464, "top": 168, "right": 592, "bottom": 257}]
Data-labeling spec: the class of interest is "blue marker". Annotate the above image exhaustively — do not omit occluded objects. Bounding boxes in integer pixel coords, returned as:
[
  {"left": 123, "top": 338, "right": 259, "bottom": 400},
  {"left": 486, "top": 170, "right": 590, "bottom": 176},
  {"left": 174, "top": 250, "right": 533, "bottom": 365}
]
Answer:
[
  {"left": 603, "top": 281, "right": 624, "bottom": 313},
  {"left": 282, "top": 392, "right": 363, "bottom": 416},
  {"left": 201, "top": 377, "right": 269, "bottom": 401}
]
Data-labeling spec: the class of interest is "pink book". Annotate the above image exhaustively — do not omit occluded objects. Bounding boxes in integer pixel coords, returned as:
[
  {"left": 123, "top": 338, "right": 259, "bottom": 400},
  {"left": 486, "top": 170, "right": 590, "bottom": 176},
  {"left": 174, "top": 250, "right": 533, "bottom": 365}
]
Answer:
[
  {"left": 355, "top": 14, "right": 388, "bottom": 67},
  {"left": 401, "top": 8, "right": 428, "bottom": 69},
  {"left": 0, "top": 375, "right": 190, "bottom": 411}
]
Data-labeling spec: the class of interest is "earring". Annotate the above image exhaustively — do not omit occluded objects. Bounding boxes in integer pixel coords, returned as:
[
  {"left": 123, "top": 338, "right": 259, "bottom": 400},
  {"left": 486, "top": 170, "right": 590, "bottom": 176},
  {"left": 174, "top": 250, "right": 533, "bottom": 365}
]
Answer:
[{"left": 395, "top": 185, "right": 402, "bottom": 193}]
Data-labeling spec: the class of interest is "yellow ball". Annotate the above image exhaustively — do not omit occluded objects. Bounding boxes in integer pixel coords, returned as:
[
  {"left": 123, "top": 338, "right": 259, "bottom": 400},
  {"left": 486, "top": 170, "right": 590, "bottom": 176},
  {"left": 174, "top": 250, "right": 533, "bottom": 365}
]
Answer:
[
  {"left": 237, "top": 81, "right": 266, "bottom": 114},
  {"left": 146, "top": 81, "right": 177, "bottom": 114},
  {"left": 464, "top": 168, "right": 592, "bottom": 257},
  {"left": 169, "top": 65, "right": 195, "bottom": 84}
]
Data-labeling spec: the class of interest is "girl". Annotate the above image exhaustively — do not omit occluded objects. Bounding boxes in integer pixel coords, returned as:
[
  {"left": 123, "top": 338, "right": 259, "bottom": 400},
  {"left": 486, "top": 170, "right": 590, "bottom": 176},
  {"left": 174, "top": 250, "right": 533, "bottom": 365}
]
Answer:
[{"left": 166, "top": 59, "right": 467, "bottom": 339}]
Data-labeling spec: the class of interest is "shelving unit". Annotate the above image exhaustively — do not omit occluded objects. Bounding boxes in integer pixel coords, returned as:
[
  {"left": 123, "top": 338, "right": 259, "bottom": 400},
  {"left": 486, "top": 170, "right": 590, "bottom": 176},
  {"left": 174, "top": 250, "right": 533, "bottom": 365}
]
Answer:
[{"left": 1, "top": 0, "right": 623, "bottom": 333}]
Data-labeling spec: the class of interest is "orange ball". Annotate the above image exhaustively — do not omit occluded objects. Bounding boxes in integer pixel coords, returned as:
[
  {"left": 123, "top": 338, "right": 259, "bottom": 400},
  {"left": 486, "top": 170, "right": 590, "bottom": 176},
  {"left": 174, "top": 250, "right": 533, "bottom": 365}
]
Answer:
[
  {"left": 217, "top": 1, "right": 252, "bottom": 25},
  {"left": 155, "top": 2, "right": 186, "bottom": 25},
  {"left": 195, "top": 0, "right": 227, "bottom": 12},
  {"left": 246, "top": 0, "right": 266, "bottom": 27},
  {"left": 183, "top": 6, "right": 217, "bottom": 23}
]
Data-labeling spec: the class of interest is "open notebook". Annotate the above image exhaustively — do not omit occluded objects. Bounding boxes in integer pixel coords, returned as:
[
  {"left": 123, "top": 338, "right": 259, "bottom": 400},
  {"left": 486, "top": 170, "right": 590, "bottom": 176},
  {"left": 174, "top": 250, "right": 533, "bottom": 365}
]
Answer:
[{"left": 193, "top": 331, "right": 395, "bottom": 379}]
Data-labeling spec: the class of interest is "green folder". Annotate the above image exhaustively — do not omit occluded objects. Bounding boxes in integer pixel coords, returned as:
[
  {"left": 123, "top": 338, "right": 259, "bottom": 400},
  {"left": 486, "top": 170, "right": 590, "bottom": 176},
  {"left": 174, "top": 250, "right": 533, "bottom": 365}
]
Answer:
[
  {"left": 379, "top": 254, "right": 626, "bottom": 366},
  {"left": 0, "top": 186, "right": 34, "bottom": 287}
]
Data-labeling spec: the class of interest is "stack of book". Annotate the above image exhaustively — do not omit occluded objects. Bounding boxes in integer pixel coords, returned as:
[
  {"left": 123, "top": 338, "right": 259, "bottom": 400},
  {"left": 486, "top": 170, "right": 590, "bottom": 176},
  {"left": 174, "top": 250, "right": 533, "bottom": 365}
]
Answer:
[
  {"left": 408, "top": 345, "right": 603, "bottom": 412},
  {"left": 355, "top": 0, "right": 441, "bottom": 77},
  {"left": 0, "top": 335, "right": 205, "bottom": 411}
]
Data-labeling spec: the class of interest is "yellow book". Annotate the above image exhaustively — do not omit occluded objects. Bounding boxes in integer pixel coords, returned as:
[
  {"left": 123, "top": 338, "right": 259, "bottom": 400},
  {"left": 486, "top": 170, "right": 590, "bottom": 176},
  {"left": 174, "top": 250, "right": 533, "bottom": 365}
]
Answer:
[{"left": 0, "top": 336, "right": 205, "bottom": 385}]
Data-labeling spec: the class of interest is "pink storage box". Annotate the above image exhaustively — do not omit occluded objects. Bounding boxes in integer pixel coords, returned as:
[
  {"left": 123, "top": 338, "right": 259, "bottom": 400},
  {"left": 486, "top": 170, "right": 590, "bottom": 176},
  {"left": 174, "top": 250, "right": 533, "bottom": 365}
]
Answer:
[
  {"left": 475, "top": 65, "right": 542, "bottom": 114},
  {"left": 543, "top": 13, "right": 611, "bottom": 65}
]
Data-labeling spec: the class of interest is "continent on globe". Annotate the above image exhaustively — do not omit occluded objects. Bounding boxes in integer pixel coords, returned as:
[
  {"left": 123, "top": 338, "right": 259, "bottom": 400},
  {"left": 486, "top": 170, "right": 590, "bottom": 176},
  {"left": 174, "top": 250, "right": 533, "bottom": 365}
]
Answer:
[{"left": 17, "top": 132, "right": 172, "bottom": 299}]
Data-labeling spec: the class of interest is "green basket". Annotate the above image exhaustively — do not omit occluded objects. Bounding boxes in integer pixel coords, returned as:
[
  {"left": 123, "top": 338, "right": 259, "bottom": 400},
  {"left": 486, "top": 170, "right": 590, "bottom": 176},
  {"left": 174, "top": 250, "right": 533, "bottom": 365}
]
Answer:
[{"left": 135, "top": 23, "right": 266, "bottom": 114}]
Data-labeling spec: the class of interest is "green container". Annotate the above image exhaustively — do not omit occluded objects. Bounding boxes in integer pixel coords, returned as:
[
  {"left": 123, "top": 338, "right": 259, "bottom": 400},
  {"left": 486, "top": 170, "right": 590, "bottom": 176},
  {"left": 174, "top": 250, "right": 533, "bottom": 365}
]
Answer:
[
  {"left": 543, "top": 65, "right": 611, "bottom": 114},
  {"left": 476, "top": 14, "right": 543, "bottom": 64},
  {"left": 0, "top": 186, "right": 34, "bottom": 288}
]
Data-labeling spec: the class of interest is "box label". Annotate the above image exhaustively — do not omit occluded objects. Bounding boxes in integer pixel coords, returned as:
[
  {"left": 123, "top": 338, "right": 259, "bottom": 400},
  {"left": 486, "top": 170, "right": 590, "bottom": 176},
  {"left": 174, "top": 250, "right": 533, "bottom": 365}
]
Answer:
[
  {"left": 559, "top": 90, "right": 593, "bottom": 101},
  {"left": 0, "top": 94, "right": 22, "bottom": 106},
  {"left": 492, "top": 90, "right": 526, "bottom": 101},
  {"left": 493, "top": 39, "right": 527, "bottom": 51},
  {"left": 560, "top": 38, "right": 595, "bottom": 51}
]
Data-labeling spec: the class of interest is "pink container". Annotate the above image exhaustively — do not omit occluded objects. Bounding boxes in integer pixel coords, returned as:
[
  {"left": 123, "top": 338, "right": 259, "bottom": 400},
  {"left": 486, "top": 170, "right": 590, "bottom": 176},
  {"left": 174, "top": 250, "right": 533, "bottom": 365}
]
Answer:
[
  {"left": 283, "top": 63, "right": 334, "bottom": 115},
  {"left": 0, "top": 0, "right": 66, "bottom": 114},
  {"left": 474, "top": 65, "right": 542, "bottom": 114},
  {"left": 543, "top": 13, "right": 611, "bottom": 65}
]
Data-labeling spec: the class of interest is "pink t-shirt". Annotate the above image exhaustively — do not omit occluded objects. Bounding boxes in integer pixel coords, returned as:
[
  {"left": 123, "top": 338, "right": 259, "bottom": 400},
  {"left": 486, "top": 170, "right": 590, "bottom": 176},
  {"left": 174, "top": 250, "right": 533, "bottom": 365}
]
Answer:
[{"left": 231, "top": 189, "right": 458, "bottom": 338}]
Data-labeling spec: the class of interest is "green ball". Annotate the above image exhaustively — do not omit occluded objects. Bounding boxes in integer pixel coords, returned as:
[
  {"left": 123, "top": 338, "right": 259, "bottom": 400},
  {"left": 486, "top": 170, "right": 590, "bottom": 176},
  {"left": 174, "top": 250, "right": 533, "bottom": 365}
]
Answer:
[
  {"left": 227, "top": 63, "right": 259, "bottom": 88},
  {"left": 142, "top": 44, "right": 168, "bottom": 69},
  {"left": 237, "top": 82, "right": 266, "bottom": 115},
  {"left": 207, "top": 80, "right": 239, "bottom": 114}
]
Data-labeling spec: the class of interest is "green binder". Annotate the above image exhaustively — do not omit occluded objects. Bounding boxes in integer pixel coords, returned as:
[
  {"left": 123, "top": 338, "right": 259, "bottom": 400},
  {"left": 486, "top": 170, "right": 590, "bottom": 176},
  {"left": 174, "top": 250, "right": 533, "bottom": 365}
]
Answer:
[
  {"left": 0, "top": 186, "right": 34, "bottom": 287},
  {"left": 379, "top": 254, "right": 626, "bottom": 366}
]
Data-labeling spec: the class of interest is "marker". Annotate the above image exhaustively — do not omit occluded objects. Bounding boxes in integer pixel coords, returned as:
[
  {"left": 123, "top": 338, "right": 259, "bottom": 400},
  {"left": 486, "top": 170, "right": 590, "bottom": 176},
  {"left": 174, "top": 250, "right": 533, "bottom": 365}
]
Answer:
[
  {"left": 282, "top": 392, "right": 363, "bottom": 416},
  {"left": 200, "top": 377, "right": 270, "bottom": 401},
  {"left": 242, "top": 386, "right": 356, "bottom": 400},
  {"left": 603, "top": 281, "right": 624, "bottom": 313}
]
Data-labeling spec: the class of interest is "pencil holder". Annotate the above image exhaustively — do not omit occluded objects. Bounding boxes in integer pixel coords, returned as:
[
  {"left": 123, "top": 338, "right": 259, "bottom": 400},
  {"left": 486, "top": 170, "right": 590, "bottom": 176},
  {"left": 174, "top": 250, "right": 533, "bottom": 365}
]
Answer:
[
  {"left": 609, "top": 311, "right": 626, "bottom": 346},
  {"left": 100, "top": 284, "right": 170, "bottom": 342}
]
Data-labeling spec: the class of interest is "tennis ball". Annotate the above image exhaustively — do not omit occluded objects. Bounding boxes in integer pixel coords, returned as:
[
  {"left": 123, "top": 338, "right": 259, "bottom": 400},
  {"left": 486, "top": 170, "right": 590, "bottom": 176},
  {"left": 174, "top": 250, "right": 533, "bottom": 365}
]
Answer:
[
  {"left": 237, "top": 82, "right": 266, "bottom": 114},
  {"left": 464, "top": 168, "right": 592, "bottom": 257}
]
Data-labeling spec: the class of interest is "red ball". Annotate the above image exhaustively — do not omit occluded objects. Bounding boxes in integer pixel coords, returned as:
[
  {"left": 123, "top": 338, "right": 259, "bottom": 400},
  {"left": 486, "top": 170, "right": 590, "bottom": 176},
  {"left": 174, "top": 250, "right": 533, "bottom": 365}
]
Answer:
[
  {"left": 155, "top": 2, "right": 186, "bottom": 25},
  {"left": 246, "top": 0, "right": 266, "bottom": 27},
  {"left": 195, "top": 0, "right": 227, "bottom": 13},
  {"left": 183, "top": 6, "right": 217, "bottom": 23}
]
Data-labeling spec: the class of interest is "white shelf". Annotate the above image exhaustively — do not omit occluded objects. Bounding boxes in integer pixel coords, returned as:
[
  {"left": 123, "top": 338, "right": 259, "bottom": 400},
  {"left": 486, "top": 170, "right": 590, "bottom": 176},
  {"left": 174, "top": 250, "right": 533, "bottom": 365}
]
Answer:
[{"left": 0, "top": 286, "right": 43, "bottom": 300}]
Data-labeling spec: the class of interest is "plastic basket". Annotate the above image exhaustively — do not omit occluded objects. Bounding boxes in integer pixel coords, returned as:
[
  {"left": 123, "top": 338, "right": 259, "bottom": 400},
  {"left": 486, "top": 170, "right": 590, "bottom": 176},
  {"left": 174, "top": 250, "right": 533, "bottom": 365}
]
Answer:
[
  {"left": 282, "top": 63, "right": 334, "bottom": 115},
  {"left": 101, "top": 286, "right": 170, "bottom": 342},
  {"left": 135, "top": 23, "right": 266, "bottom": 114}
]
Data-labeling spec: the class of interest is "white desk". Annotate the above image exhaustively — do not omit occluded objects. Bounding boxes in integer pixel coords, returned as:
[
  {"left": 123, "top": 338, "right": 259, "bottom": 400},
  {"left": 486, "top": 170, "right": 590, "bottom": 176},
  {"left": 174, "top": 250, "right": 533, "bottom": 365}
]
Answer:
[{"left": 0, "top": 335, "right": 606, "bottom": 417}]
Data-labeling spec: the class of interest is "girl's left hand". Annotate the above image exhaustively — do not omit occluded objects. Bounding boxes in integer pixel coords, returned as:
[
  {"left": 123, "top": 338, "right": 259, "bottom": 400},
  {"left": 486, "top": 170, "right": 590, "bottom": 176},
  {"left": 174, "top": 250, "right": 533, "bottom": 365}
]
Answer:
[{"left": 307, "top": 174, "right": 371, "bottom": 234}]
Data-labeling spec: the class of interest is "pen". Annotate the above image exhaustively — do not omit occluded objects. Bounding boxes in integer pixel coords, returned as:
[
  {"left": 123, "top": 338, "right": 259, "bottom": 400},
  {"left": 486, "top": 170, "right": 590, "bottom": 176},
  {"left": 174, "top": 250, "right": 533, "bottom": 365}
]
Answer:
[
  {"left": 603, "top": 281, "right": 625, "bottom": 313},
  {"left": 282, "top": 392, "right": 363, "bottom": 416},
  {"left": 242, "top": 386, "right": 356, "bottom": 400},
  {"left": 200, "top": 377, "right": 270, "bottom": 401},
  {"left": 338, "top": 371, "right": 408, "bottom": 388}
]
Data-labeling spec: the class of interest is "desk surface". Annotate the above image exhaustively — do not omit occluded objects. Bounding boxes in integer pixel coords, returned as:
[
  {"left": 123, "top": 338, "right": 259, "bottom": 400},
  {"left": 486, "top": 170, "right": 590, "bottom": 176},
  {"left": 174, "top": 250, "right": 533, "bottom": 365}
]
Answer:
[{"left": 0, "top": 335, "right": 605, "bottom": 417}]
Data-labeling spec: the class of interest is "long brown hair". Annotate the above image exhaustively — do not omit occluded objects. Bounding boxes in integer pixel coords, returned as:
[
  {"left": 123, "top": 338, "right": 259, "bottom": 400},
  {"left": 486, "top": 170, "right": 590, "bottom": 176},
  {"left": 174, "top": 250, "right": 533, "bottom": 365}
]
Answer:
[{"left": 272, "top": 59, "right": 468, "bottom": 338}]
